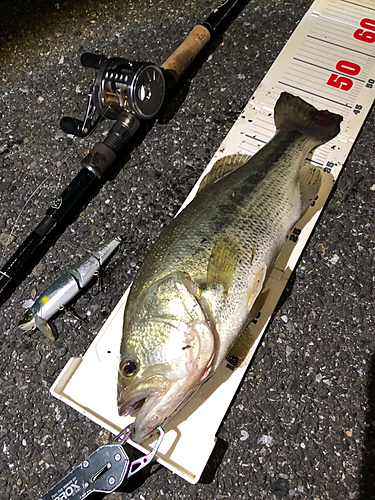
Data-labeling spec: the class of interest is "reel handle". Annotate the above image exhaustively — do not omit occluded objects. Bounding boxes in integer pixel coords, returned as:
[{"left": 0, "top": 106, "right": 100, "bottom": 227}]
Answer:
[
  {"left": 60, "top": 116, "right": 90, "bottom": 137},
  {"left": 81, "top": 52, "right": 107, "bottom": 69}
]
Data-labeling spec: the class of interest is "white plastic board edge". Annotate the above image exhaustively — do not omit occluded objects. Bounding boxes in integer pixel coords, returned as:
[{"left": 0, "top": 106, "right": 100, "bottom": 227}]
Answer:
[{"left": 51, "top": 0, "right": 375, "bottom": 484}]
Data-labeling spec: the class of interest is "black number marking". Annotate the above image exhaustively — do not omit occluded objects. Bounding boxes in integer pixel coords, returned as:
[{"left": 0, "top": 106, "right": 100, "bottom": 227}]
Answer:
[
  {"left": 324, "top": 161, "right": 334, "bottom": 174},
  {"left": 289, "top": 227, "right": 301, "bottom": 243}
]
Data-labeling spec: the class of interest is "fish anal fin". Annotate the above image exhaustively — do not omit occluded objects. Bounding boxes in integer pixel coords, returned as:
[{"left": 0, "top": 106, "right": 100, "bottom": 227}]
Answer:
[
  {"left": 226, "top": 325, "right": 255, "bottom": 370},
  {"left": 35, "top": 317, "right": 57, "bottom": 341},
  {"left": 198, "top": 154, "right": 251, "bottom": 192},
  {"left": 246, "top": 264, "right": 267, "bottom": 311},
  {"left": 248, "top": 287, "right": 270, "bottom": 324},
  {"left": 299, "top": 161, "right": 322, "bottom": 213},
  {"left": 207, "top": 237, "right": 242, "bottom": 292},
  {"left": 226, "top": 285, "right": 270, "bottom": 370}
]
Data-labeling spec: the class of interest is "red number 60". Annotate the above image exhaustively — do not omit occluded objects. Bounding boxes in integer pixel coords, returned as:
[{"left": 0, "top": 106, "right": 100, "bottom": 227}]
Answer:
[{"left": 354, "top": 18, "right": 375, "bottom": 43}]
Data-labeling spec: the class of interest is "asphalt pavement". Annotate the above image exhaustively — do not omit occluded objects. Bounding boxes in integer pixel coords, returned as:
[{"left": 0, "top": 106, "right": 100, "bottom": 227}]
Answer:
[{"left": 0, "top": 0, "right": 374, "bottom": 499}]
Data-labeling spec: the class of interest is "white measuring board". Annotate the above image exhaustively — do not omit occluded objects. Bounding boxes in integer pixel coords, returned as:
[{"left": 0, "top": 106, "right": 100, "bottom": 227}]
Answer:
[{"left": 51, "top": 0, "right": 375, "bottom": 484}]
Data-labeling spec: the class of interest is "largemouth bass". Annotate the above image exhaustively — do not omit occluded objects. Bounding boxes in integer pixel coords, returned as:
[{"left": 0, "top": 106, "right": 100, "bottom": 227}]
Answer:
[{"left": 117, "top": 92, "right": 342, "bottom": 443}]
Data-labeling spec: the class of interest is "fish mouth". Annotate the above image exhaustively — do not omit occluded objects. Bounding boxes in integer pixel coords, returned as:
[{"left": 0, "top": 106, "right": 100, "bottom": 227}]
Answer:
[
  {"left": 117, "top": 374, "right": 171, "bottom": 418},
  {"left": 118, "top": 372, "right": 205, "bottom": 443}
]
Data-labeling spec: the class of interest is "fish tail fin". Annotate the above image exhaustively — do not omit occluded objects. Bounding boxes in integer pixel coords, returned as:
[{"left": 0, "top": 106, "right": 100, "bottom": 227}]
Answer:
[{"left": 274, "top": 92, "right": 343, "bottom": 144}]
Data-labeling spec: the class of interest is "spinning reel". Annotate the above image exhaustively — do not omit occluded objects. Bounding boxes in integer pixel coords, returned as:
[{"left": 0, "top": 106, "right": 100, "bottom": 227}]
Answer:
[{"left": 61, "top": 53, "right": 166, "bottom": 151}]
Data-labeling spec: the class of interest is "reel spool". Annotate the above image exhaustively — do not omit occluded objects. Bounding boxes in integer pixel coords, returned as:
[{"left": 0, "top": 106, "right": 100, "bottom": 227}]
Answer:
[
  {"left": 60, "top": 53, "right": 166, "bottom": 138},
  {"left": 92, "top": 57, "right": 165, "bottom": 121}
]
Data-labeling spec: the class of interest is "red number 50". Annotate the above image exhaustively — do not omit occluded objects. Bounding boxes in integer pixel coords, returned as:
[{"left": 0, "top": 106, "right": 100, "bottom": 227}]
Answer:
[{"left": 326, "top": 60, "right": 361, "bottom": 92}]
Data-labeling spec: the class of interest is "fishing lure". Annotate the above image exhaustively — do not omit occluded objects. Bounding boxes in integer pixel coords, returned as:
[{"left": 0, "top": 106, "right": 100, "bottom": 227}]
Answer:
[{"left": 18, "top": 236, "right": 122, "bottom": 340}]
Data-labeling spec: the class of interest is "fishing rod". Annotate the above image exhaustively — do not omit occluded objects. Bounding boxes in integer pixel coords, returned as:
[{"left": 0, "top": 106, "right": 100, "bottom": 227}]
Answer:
[{"left": 0, "top": 0, "right": 248, "bottom": 306}]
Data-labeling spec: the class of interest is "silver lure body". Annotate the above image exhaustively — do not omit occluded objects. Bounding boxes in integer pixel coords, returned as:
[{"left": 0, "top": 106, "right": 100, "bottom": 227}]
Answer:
[{"left": 19, "top": 236, "right": 121, "bottom": 339}]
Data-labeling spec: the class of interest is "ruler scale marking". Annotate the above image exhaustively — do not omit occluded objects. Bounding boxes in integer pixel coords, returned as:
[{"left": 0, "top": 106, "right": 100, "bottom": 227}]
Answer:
[
  {"left": 331, "top": 3, "right": 367, "bottom": 15},
  {"left": 341, "top": 0, "right": 375, "bottom": 12},
  {"left": 250, "top": 122, "right": 276, "bottom": 134},
  {"left": 243, "top": 129, "right": 270, "bottom": 140},
  {"left": 292, "top": 57, "right": 366, "bottom": 81},
  {"left": 281, "top": 71, "right": 362, "bottom": 103},
  {"left": 246, "top": 127, "right": 274, "bottom": 139},
  {"left": 311, "top": 22, "right": 370, "bottom": 39},
  {"left": 315, "top": 14, "right": 361, "bottom": 26},
  {"left": 315, "top": 14, "right": 375, "bottom": 32},
  {"left": 243, "top": 135, "right": 268, "bottom": 145},
  {"left": 256, "top": 115, "right": 275, "bottom": 126},
  {"left": 306, "top": 158, "right": 324, "bottom": 166},
  {"left": 327, "top": 0, "right": 375, "bottom": 15},
  {"left": 319, "top": 15, "right": 366, "bottom": 28},
  {"left": 307, "top": 35, "right": 375, "bottom": 59},
  {"left": 309, "top": 31, "right": 375, "bottom": 55},
  {"left": 281, "top": 72, "right": 360, "bottom": 103},
  {"left": 285, "top": 64, "right": 365, "bottom": 89},
  {"left": 296, "top": 47, "right": 372, "bottom": 72},
  {"left": 306, "top": 37, "right": 375, "bottom": 59},
  {"left": 324, "top": 11, "right": 363, "bottom": 23},
  {"left": 325, "top": 6, "right": 368, "bottom": 19},
  {"left": 299, "top": 42, "right": 375, "bottom": 71},
  {"left": 278, "top": 82, "right": 354, "bottom": 108},
  {"left": 310, "top": 21, "right": 364, "bottom": 37},
  {"left": 308, "top": 25, "right": 359, "bottom": 41},
  {"left": 240, "top": 144, "right": 260, "bottom": 154}
]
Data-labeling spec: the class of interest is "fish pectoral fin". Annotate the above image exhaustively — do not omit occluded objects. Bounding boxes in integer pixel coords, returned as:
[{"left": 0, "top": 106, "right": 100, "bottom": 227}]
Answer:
[
  {"left": 198, "top": 154, "right": 251, "bottom": 192},
  {"left": 35, "top": 317, "right": 57, "bottom": 341},
  {"left": 299, "top": 161, "right": 322, "bottom": 213},
  {"left": 206, "top": 237, "right": 242, "bottom": 292}
]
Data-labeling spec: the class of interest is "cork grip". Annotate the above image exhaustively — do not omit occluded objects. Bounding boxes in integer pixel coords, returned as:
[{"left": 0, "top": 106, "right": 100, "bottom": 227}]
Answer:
[{"left": 161, "top": 25, "right": 211, "bottom": 83}]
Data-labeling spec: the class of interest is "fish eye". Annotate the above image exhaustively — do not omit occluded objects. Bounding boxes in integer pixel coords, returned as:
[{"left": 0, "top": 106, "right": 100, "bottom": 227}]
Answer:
[{"left": 119, "top": 357, "right": 137, "bottom": 377}]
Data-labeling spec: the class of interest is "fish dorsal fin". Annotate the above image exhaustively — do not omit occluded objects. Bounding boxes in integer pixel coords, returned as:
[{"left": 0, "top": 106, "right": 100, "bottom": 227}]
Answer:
[
  {"left": 206, "top": 237, "right": 242, "bottom": 292},
  {"left": 35, "top": 316, "right": 57, "bottom": 341},
  {"left": 299, "top": 161, "right": 322, "bottom": 213},
  {"left": 198, "top": 154, "right": 251, "bottom": 192}
]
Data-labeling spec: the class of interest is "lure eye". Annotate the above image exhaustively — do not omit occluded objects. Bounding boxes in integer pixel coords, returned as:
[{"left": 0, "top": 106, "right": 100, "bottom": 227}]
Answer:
[
  {"left": 19, "top": 310, "right": 33, "bottom": 325},
  {"left": 119, "top": 357, "right": 137, "bottom": 377}
]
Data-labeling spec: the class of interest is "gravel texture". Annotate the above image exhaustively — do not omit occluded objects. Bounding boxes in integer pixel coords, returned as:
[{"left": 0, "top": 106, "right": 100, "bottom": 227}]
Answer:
[{"left": 0, "top": 0, "right": 374, "bottom": 499}]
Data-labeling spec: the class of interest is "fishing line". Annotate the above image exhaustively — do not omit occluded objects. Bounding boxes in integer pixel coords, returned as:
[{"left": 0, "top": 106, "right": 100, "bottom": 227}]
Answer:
[{"left": 0, "top": 108, "right": 111, "bottom": 268}]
